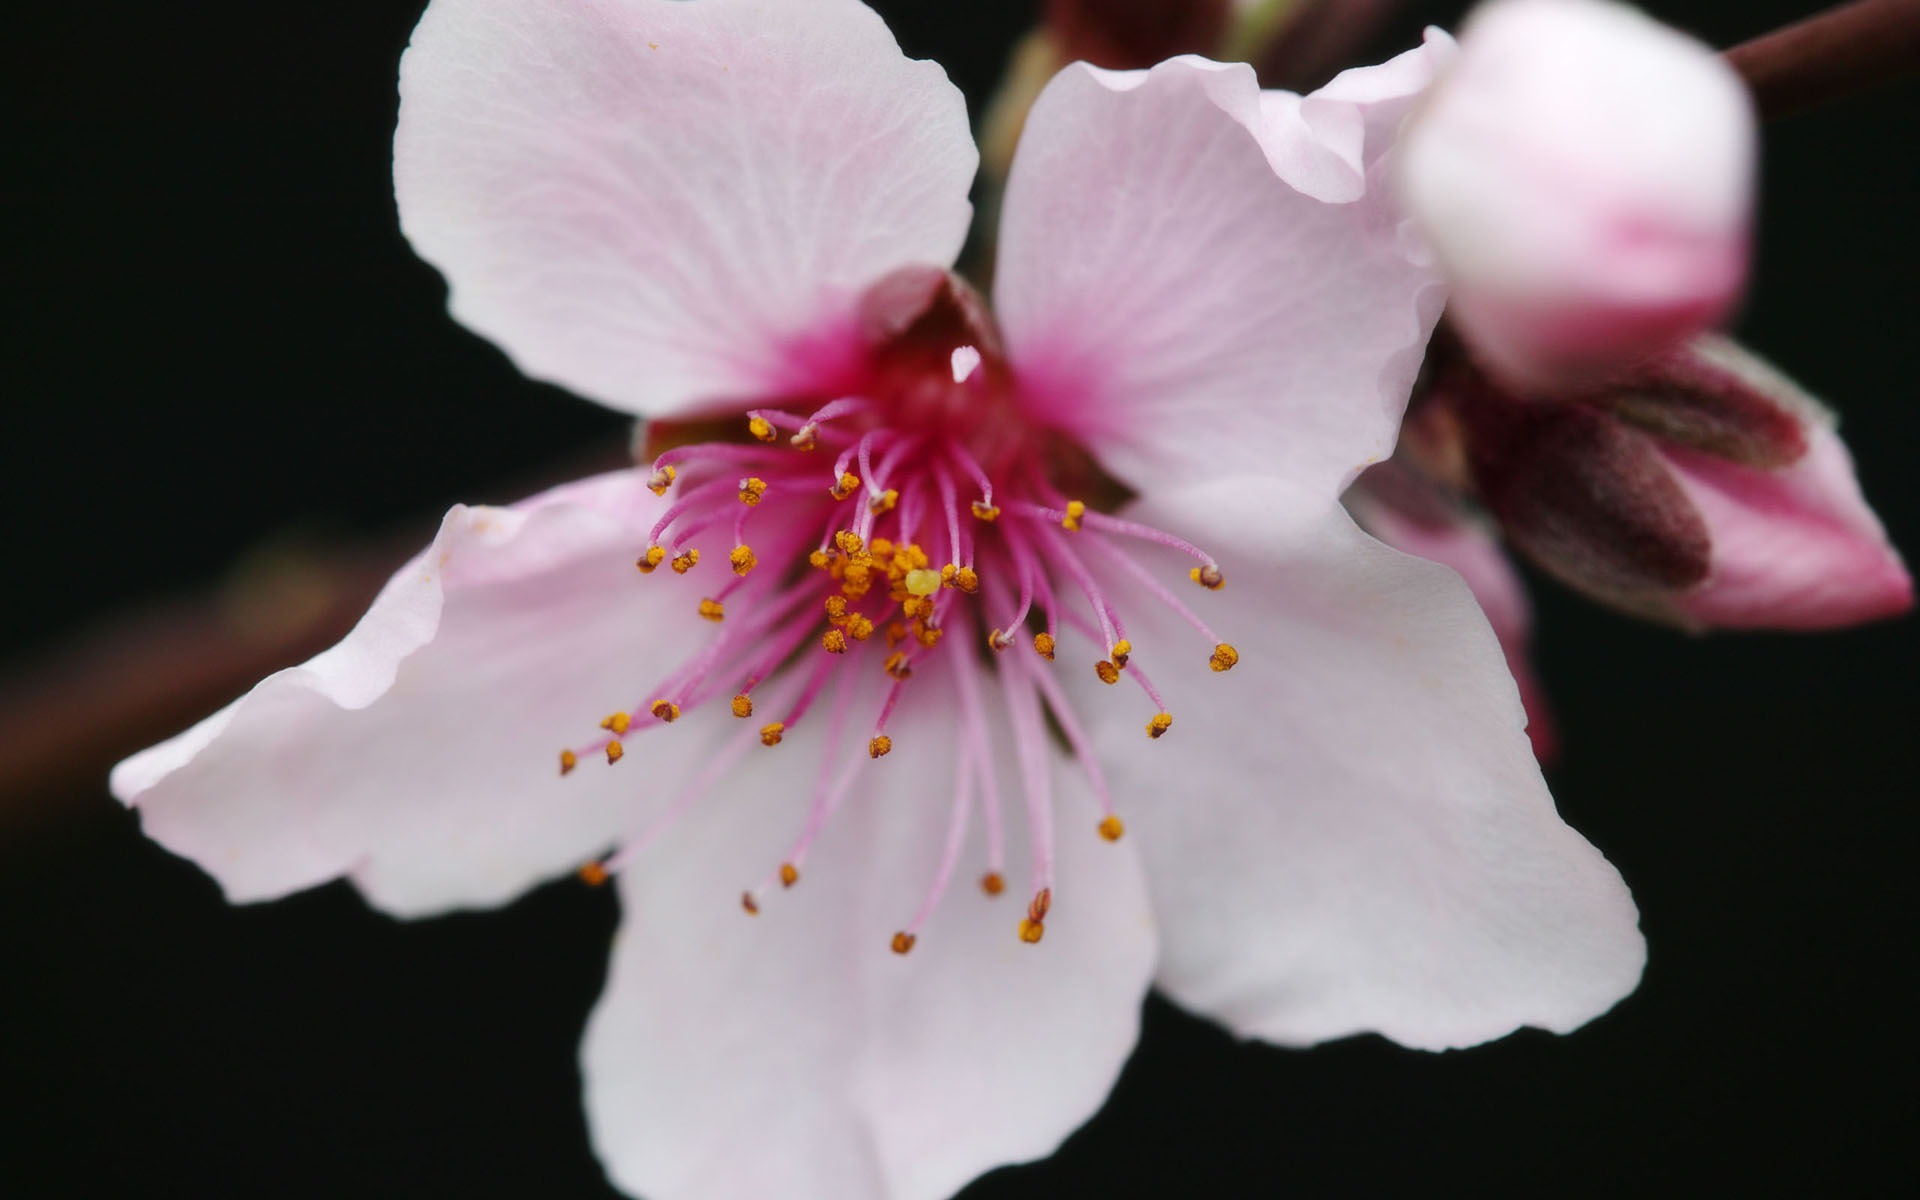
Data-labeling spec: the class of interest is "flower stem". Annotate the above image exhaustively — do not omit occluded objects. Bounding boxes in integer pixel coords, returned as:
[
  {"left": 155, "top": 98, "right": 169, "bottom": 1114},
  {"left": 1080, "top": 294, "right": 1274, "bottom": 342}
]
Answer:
[{"left": 1726, "top": 0, "right": 1920, "bottom": 121}]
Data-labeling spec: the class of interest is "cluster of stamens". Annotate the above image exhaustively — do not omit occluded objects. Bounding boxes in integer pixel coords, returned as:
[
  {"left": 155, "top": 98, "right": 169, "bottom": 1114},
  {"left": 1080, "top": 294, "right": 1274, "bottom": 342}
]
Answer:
[{"left": 560, "top": 272, "right": 1238, "bottom": 956}]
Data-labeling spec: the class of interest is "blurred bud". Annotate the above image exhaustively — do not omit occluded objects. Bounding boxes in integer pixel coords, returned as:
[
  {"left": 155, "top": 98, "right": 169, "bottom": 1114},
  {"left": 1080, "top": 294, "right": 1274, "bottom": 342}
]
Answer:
[
  {"left": 1421, "top": 335, "right": 1912, "bottom": 631},
  {"left": 1046, "top": 0, "right": 1233, "bottom": 70},
  {"left": 1399, "top": 0, "right": 1757, "bottom": 389},
  {"left": 1348, "top": 461, "right": 1557, "bottom": 762}
]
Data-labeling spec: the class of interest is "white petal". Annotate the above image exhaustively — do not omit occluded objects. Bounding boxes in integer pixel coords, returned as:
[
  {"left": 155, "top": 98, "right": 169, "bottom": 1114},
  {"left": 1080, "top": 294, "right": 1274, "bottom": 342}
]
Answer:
[
  {"left": 1079, "top": 476, "right": 1643, "bottom": 1050},
  {"left": 1256, "top": 29, "right": 1456, "bottom": 204},
  {"left": 581, "top": 665, "right": 1156, "bottom": 1200},
  {"left": 395, "top": 0, "right": 977, "bottom": 417},
  {"left": 994, "top": 56, "right": 1442, "bottom": 502},
  {"left": 112, "top": 471, "right": 712, "bottom": 918}
]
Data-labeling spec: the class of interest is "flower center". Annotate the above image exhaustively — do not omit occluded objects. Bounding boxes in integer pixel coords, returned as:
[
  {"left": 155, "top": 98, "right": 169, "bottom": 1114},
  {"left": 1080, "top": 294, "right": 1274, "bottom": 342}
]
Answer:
[{"left": 563, "top": 267, "right": 1237, "bottom": 952}]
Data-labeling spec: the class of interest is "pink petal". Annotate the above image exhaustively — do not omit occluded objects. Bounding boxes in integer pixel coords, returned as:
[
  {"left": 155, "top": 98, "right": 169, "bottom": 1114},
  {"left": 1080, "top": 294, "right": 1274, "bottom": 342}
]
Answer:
[
  {"left": 1256, "top": 29, "right": 1456, "bottom": 205},
  {"left": 1081, "top": 477, "right": 1642, "bottom": 1050},
  {"left": 994, "top": 55, "right": 1443, "bottom": 502},
  {"left": 111, "top": 471, "right": 708, "bottom": 917},
  {"left": 1399, "top": 0, "right": 1756, "bottom": 388},
  {"left": 1347, "top": 466, "right": 1557, "bottom": 762},
  {"left": 1663, "top": 424, "right": 1913, "bottom": 630},
  {"left": 580, "top": 669, "right": 1155, "bottom": 1200},
  {"left": 394, "top": 0, "right": 976, "bottom": 418}
]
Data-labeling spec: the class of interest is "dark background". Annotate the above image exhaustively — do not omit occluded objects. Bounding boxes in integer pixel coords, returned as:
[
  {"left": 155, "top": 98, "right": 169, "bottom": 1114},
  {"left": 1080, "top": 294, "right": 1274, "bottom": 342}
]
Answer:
[{"left": 4, "top": 1, "right": 1914, "bottom": 1195}]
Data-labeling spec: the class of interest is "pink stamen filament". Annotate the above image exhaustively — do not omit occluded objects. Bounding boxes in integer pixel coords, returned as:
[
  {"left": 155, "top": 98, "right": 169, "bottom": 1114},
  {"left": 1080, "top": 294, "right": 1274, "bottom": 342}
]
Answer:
[
  {"left": 649, "top": 477, "right": 739, "bottom": 543},
  {"left": 944, "top": 440, "right": 997, "bottom": 510},
  {"left": 1019, "top": 651, "right": 1117, "bottom": 819},
  {"left": 766, "top": 674, "right": 865, "bottom": 887},
  {"left": 996, "top": 652, "right": 1056, "bottom": 902},
  {"left": 599, "top": 709, "right": 780, "bottom": 873},
  {"left": 901, "top": 742, "right": 975, "bottom": 938},
  {"left": 948, "top": 619, "right": 1006, "bottom": 877},
  {"left": 1079, "top": 533, "right": 1223, "bottom": 647},
  {"left": 933, "top": 463, "right": 968, "bottom": 569}
]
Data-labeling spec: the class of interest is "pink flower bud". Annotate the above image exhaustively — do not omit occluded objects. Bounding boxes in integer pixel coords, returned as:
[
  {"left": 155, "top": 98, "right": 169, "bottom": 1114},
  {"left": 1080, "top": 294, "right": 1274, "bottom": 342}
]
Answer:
[
  {"left": 1399, "top": 0, "right": 1757, "bottom": 389},
  {"left": 1433, "top": 335, "right": 1911, "bottom": 631},
  {"left": 1646, "top": 338, "right": 1913, "bottom": 630}
]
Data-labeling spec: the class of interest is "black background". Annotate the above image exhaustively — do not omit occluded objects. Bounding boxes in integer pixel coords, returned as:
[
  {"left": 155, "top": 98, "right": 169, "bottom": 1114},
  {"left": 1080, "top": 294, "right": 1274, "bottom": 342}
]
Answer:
[{"left": 4, "top": 1, "right": 1915, "bottom": 1196}]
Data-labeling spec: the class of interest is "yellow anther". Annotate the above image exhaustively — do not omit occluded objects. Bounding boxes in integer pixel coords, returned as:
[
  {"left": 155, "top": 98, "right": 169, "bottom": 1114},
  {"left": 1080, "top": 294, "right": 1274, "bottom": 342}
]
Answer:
[
  {"left": 729, "top": 544, "right": 757, "bottom": 576},
  {"left": 868, "top": 488, "right": 899, "bottom": 516},
  {"left": 1018, "top": 918, "right": 1045, "bottom": 945},
  {"left": 1146, "top": 712, "right": 1173, "bottom": 739},
  {"left": 824, "top": 595, "right": 850, "bottom": 623},
  {"left": 904, "top": 567, "right": 941, "bottom": 597},
  {"left": 1191, "top": 564, "right": 1226, "bottom": 591},
  {"left": 779, "top": 862, "right": 799, "bottom": 888},
  {"left": 559, "top": 749, "right": 578, "bottom": 776},
  {"left": 759, "top": 722, "right": 785, "bottom": 747},
  {"left": 872, "top": 537, "right": 897, "bottom": 559},
  {"left": 970, "top": 500, "right": 1001, "bottom": 523},
  {"left": 650, "top": 699, "right": 681, "bottom": 723},
  {"left": 698, "top": 598, "right": 725, "bottom": 623},
  {"left": 885, "top": 621, "right": 909, "bottom": 647},
  {"left": 846, "top": 613, "right": 876, "bottom": 641},
  {"left": 738, "top": 476, "right": 768, "bottom": 506},
  {"left": 1029, "top": 887, "right": 1052, "bottom": 922},
  {"left": 1098, "top": 815, "right": 1125, "bottom": 842},
  {"left": 747, "top": 415, "right": 776, "bottom": 443},
  {"left": 791, "top": 424, "right": 819, "bottom": 451},
  {"left": 1209, "top": 642, "right": 1240, "bottom": 672},
  {"left": 636, "top": 545, "right": 666, "bottom": 574},
  {"left": 914, "top": 623, "right": 944, "bottom": 648},
  {"left": 822, "top": 628, "right": 848, "bottom": 654},
  {"left": 605, "top": 740, "right": 625, "bottom": 764},
  {"left": 904, "top": 543, "right": 930, "bottom": 569},
  {"left": 671, "top": 548, "right": 700, "bottom": 574},
  {"left": 577, "top": 861, "right": 610, "bottom": 887},
  {"left": 600, "top": 712, "right": 632, "bottom": 735},
  {"left": 808, "top": 549, "right": 832, "bottom": 570},
  {"left": 890, "top": 931, "right": 916, "bottom": 955},
  {"left": 731, "top": 694, "right": 753, "bottom": 719},
  {"left": 981, "top": 871, "right": 1006, "bottom": 897},
  {"left": 1062, "top": 499, "right": 1086, "bottom": 532},
  {"left": 987, "top": 628, "right": 1012, "bottom": 652},
  {"left": 868, "top": 735, "right": 892, "bottom": 759},
  {"left": 1094, "top": 660, "right": 1120, "bottom": 686},
  {"left": 954, "top": 566, "right": 980, "bottom": 594},
  {"left": 646, "top": 464, "right": 676, "bottom": 495},
  {"left": 830, "top": 472, "right": 860, "bottom": 501},
  {"left": 835, "top": 530, "right": 865, "bottom": 555},
  {"left": 1033, "top": 631, "right": 1056, "bottom": 661},
  {"left": 741, "top": 892, "right": 760, "bottom": 915},
  {"left": 884, "top": 651, "right": 913, "bottom": 680},
  {"left": 1109, "top": 639, "right": 1132, "bottom": 669}
]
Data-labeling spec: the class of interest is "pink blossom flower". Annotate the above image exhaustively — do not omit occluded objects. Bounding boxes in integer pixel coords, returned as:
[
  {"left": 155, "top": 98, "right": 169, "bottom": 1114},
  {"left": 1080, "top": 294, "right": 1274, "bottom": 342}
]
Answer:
[
  {"left": 110, "top": 1, "right": 1643, "bottom": 1195},
  {"left": 1398, "top": 0, "right": 1758, "bottom": 389}
]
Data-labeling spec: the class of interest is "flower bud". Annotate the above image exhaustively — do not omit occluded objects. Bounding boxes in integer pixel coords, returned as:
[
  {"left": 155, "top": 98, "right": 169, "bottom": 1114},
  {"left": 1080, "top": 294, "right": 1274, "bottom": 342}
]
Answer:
[
  {"left": 1428, "top": 335, "right": 1911, "bottom": 631},
  {"left": 1399, "top": 0, "right": 1756, "bottom": 389}
]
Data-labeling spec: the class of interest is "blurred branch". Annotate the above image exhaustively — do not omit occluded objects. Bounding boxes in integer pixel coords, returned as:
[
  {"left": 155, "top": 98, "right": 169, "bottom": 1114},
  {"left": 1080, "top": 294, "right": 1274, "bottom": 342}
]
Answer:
[
  {"left": 1246, "top": 0, "right": 1402, "bottom": 93},
  {"left": 1727, "top": 0, "right": 1920, "bottom": 121},
  {"left": 0, "top": 441, "right": 631, "bottom": 844}
]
